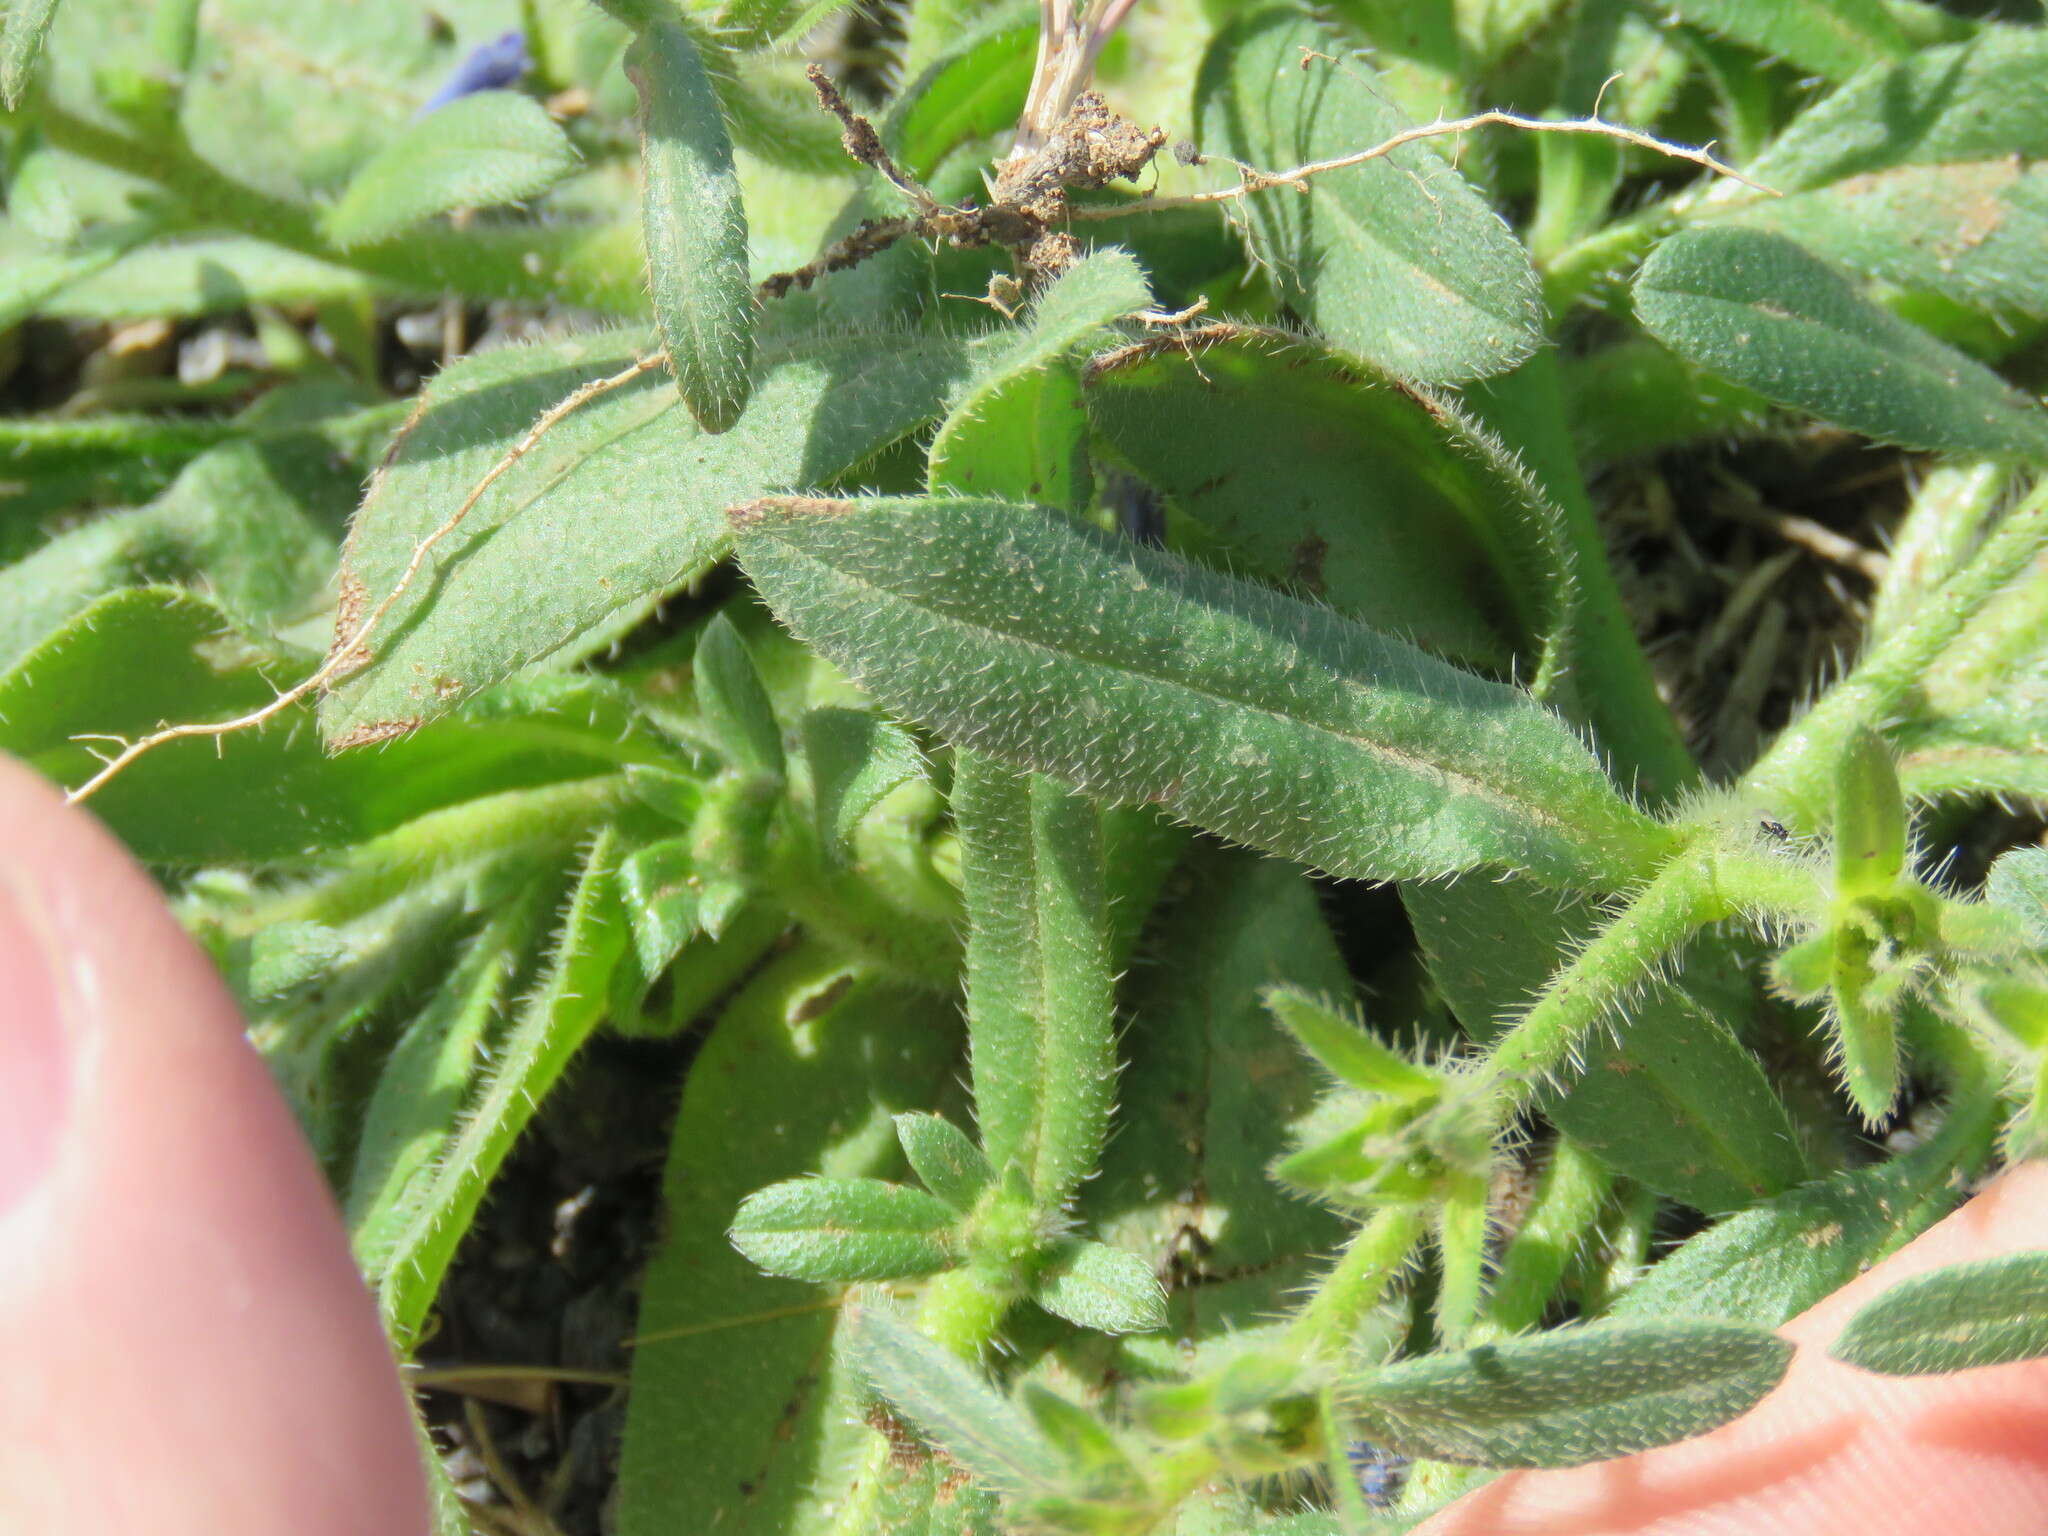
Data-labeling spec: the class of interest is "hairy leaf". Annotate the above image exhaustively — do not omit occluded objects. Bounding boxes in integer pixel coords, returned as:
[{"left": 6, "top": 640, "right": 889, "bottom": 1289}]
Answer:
[
  {"left": 1356, "top": 1321, "right": 1794, "bottom": 1467},
  {"left": 1196, "top": 9, "right": 1542, "bottom": 383},
  {"left": 321, "top": 327, "right": 973, "bottom": 745},
  {"left": 804, "top": 708, "right": 926, "bottom": 864},
  {"left": 1406, "top": 878, "right": 1807, "bottom": 1212},
  {"left": 628, "top": 20, "right": 755, "bottom": 432},
  {"left": 326, "top": 90, "right": 580, "bottom": 248},
  {"left": 1730, "top": 161, "right": 2048, "bottom": 321},
  {"left": 1661, "top": 0, "right": 1906, "bottom": 81},
  {"left": 957, "top": 755, "right": 1117, "bottom": 1209},
  {"left": 1831, "top": 1253, "right": 2048, "bottom": 1375},
  {"left": 370, "top": 827, "right": 629, "bottom": 1346},
  {"left": 617, "top": 952, "right": 964, "bottom": 1536},
  {"left": 847, "top": 1309, "right": 1065, "bottom": 1493},
  {"left": 895, "top": 1113, "right": 993, "bottom": 1211},
  {"left": 730, "top": 1177, "right": 960, "bottom": 1282},
  {"left": 1612, "top": 1132, "right": 1979, "bottom": 1327},
  {"left": 733, "top": 496, "right": 1667, "bottom": 888},
  {"left": 1033, "top": 1239, "right": 1169, "bottom": 1335},
  {"left": 1746, "top": 26, "right": 2048, "bottom": 196},
  {"left": 1636, "top": 227, "right": 2048, "bottom": 460},
  {"left": 1, "top": 0, "right": 60, "bottom": 107},
  {"left": 1086, "top": 332, "right": 1560, "bottom": 670}
]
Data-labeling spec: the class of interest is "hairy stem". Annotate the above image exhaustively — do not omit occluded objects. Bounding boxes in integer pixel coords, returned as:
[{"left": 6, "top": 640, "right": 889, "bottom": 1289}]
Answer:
[{"left": 1291, "top": 1205, "right": 1429, "bottom": 1360}]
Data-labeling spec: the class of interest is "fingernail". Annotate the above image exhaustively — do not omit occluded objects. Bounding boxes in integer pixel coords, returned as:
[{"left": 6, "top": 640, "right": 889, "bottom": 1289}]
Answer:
[{"left": 0, "top": 869, "right": 72, "bottom": 1216}]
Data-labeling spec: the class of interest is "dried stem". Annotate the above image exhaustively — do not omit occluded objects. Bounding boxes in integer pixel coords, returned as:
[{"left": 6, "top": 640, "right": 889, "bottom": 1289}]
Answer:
[
  {"left": 1068, "top": 108, "right": 1773, "bottom": 221},
  {"left": 66, "top": 353, "right": 666, "bottom": 804}
]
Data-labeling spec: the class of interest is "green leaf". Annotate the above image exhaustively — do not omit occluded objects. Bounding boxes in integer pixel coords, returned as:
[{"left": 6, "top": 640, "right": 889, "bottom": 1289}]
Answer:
[
  {"left": 320, "top": 326, "right": 973, "bottom": 745},
  {"left": 1989, "top": 847, "right": 2048, "bottom": 945},
  {"left": 1729, "top": 161, "right": 2048, "bottom": 322},
  {"left": 370, "top": 827, "right": 630, "bottom": 1347},
  {"left": 1746, "top": 26, "right": 2048, "bottom": 197},
  {"left": 1660, "top": 0, "right": 1907, "bottom": 82},
  {"left": 1195, "top": 8, "right": 1542, "bottom": 383},
  {"left": 1611, "top": 1130, "right": 1983, "bottom": 1328},
  {"left": 1085, "top": 848, "right": 1349, "bottom": 1326},
  {"left": 1831, "top": 1253, "right": 2048, "bottom": 1375},
  {"left": 1834, "top": 728, "right": 1907, "bottom": 899},
  {"left": 616, "top": 950, "right": 965, "bottom": 1536},
  {"left": 1267, "top": 988, "right": 1438, "bottom": 1100},
  {"left": 345, "top": 886, "right": 552, "bottom": 1268},
  {"left": 804, "top": 708, "right": 926, "bottom": 864},
  {"left": 617, "top": 836, "right": 702, "bottom": 981},
  {"left": 893, "top": 16, "right": 1036, "bottom": 180},
  {"left": 732, "top": 496, "right": 1665, "bottom": 887},
  {"left": 1355, "top": 1321, "right": 1793, "bottom": 1468},
  {"left": 929, "top": 249, "right": 1153, "bottom": 508},
  {"left": 1405, "top": 878, "right": 1807, "bottom": 1212},
  {"left": 628, "top": 20, "right": 755, "bottom": 433},
  {"left": 1, "top": 0, "right": 60, "bottom": 107},
  {"left": 695, "top": 612, "right": 786, "bottom": 780},
  {"left": 895, "top": 1114, "right": 993, "bottom": 1213},
  {"left": 1635, "top": 227, "right": 2048, "bottom": 461},
  {"left": 730, "top": 1177, "right": 961, "bottom": 1282},
  {"left": 1084, "top": 332, "right": 1555, "bottom": 671},
  {"left": 957, "top": 755, "right": 1117, "bottom": 1211},
  {"left": 847, "top": 1309, "right": 1065, "bottom": 1493},
  {"left": 324, "top": 90, "right": 580, "bottom": 249},
  {"left": 1033, "top": 1239, "right": 1169, "bottom": 1335}
]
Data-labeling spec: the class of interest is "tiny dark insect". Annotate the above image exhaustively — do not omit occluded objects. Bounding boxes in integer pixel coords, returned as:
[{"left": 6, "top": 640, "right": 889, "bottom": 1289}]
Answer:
[
  {"left": 1760, "top": 819, "right": 1790, "bottom": 841},
  {"left": 1346, "top": 1441, "right": 1411, "bottom": 1508}
]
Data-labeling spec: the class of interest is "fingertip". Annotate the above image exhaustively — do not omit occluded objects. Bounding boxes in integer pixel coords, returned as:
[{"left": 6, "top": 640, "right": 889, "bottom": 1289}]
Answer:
[{"left": 0, "top": 755, "right": 431, "bottom": 1534}]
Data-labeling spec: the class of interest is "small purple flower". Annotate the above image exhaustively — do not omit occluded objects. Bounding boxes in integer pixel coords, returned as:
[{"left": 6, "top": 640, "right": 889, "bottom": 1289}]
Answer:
[
  {"left": 417, "top": 30, "right": 532, "bottom": 116},
  {"left": 1346, "top": 1441, "right": 1411, "bottom": 1509}
]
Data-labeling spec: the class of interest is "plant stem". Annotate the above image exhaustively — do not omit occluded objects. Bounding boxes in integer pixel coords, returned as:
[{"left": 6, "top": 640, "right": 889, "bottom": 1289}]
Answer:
[
  {"left": 261, "top": 775, "right": 637, "bottom": 928},
  {"left": 1290, "top": 1205, "right": 1428, "bottom": 1361},
  {"left": 1743, "top": 477, "right": 2048, "bottom": 827},
  {"left": 1470, "top": 848, "right": 1731, "bottom": 1113}
]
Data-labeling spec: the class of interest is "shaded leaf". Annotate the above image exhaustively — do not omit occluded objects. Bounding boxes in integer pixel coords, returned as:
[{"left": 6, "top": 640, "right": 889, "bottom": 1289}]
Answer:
[
  {"left": 1196, "top": 8, "right": 1541, "bottom": 383},
  {"left": 321, "top": 326, "right": 974, "bottom": 744},
  {"left": 1085, "top": 332, "right": 1552, "bottom": 671},
  {"left": 617, "top": 835, "right": 702, "bottom": 981},
  {"left": 805, "top": 708, "right": 926, "bottom": 864},
  {"left": 696, "top": 613, "right": 785, "bottom": 780},
  {"left": 1406, "top": 878, "right": 1806, "bottom": 1212},
  {"left": 732, "top": 496, "right": 1666, "bottom": 887},
  {"left": 1746, "top": 26, "right": 2048, "bottom": 196},
  {"left": 370, "top": 827, "right": 630, "bottom": 1346},
  {"left": 731, "top": 1177, "right": 960, "bottom": 1282},
  {"left": 326, "top": 90, "right": 580, "bottom": 248},
  {"left": 1355, "top": 1321, "right": 1793, "bottom": 1468},
  {"left": 616, "top": 951, "right": 965, "bottom": 1536},
  {"left": 1635, "top": 227, "right": 2048, "bottom": 460},
  {"left": 1832, "top": 1253, "right": 2048, "bottom": 1375}
]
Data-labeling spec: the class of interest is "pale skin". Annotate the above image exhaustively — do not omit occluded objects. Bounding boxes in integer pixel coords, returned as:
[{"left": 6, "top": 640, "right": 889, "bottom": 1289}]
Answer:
[{"left": 1, "top": 749, "right": 2044, "bottom": 1533}]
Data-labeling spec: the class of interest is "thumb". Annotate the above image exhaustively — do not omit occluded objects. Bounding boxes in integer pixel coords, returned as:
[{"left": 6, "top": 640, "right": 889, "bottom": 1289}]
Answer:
[{"left": 0, "top": 754, "right": 430, "bottom": 1534}]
